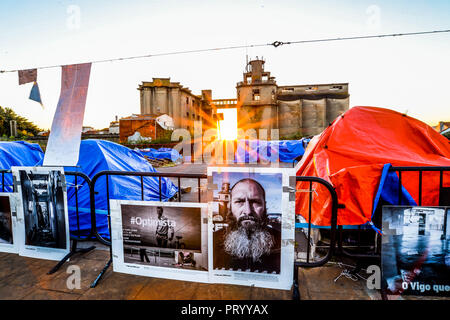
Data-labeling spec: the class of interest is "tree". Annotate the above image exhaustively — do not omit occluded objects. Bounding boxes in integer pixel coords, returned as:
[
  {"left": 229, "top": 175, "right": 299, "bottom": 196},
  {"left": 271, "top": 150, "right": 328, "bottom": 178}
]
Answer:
[{"left": 0, "top": 106, "right": 41, "bottom": 137}]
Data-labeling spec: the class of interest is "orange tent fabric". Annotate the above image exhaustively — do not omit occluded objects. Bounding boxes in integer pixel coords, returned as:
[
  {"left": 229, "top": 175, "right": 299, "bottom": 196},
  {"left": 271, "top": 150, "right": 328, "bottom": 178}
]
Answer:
[{"left": 295, "top": 106, "right": 450, "bottom": 226}]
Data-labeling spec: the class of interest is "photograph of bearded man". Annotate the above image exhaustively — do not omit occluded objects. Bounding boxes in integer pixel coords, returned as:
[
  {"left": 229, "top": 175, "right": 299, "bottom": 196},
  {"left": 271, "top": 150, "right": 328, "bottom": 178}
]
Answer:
[{"left": 213, "top": 176, "right": 281, "bottom": 274}]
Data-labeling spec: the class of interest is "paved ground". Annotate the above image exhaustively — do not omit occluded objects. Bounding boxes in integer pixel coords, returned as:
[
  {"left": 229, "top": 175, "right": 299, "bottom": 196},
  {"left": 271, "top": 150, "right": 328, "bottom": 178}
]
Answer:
[
  {"left": 0, "top": 246, "right": 292, "bottom": 300},
  {"left": 0, "top": 239, "right": 374, "bottom": 301},
  {"left": 1, "top": 244, "right": 448, "bottom": 300}
]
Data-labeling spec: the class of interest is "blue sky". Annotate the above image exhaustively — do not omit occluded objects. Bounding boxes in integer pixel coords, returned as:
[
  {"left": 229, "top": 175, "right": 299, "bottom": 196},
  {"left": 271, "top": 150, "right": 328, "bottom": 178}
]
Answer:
[{"left": 0, "top": 0, "right": 449, "bottom": 129}]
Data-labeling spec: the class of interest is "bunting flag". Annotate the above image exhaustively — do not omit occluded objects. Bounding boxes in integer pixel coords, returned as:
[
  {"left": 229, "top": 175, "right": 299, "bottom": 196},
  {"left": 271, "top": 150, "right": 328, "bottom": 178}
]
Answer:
[
  {"left": 18, "top": 68, "right": 37, "bottom": 85},
  {"left": 29, "top": 81, "right": 43, "bottom": 107},
  {"left": 43, "top": 63, "right": 92, "bottom": 166}
]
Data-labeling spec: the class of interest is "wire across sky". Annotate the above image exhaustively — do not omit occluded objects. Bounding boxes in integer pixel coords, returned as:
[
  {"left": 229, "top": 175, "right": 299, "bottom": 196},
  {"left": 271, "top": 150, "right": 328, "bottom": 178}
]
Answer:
[{"left": 1, "top": 29, "right": 449, "bottom": 74}]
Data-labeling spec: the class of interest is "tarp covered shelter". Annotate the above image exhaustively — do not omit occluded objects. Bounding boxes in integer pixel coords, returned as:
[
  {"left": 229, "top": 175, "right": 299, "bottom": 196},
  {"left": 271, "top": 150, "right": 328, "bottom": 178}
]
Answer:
[
  {"left": 0, "top": 141, "right": 44, "bottom": 192},
  {"left": 138, "top": 147, "right": 182, "bottom": 162},
  {"left": 235, "top": 139, "right": 309, "bottom": 163},
  {"left": 295, "top": 106, "right": 450, "bottom": 229},
  {"left": 39, "top": 140, "right": 178, "bottom": 238}
]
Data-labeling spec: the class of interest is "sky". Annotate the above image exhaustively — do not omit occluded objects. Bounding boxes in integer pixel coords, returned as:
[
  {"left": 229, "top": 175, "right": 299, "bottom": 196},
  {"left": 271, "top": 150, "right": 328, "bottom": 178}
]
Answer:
[{"left": 0, "top": 0, "right": 449, "bottom": 130}]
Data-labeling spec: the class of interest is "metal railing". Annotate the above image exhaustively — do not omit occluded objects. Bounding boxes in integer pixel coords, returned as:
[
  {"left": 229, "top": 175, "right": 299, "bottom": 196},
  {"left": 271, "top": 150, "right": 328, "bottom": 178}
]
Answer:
[
  {"left": 0, "top": 169, "right": 13, "bottom": 192},
  {"left": 4, "top": 165, "right": 447, "bottom": 294},
  {"left": 292, "top": 176, "right": 338, "bottom": 299},
  {"left": 294, "top": 176, "right": 338, "bottom": 267}
]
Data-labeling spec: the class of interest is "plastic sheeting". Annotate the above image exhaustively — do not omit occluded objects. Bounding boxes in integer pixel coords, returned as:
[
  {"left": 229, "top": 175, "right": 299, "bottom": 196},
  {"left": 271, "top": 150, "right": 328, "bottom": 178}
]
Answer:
[
  {"left": 138, "top": 147, "right": 182, "bottom": 162},
  {"left": 235, "top": 139, "right": 309, "bottom": 163},
  {"left": 38, "top": 140, "right": 178, "bottom": 238},
  {"left": 295, "top": 106, "right": 450, "bottom": 227},
  {"left": 0, "top": 141, "right": 44, "bottom": 192}
]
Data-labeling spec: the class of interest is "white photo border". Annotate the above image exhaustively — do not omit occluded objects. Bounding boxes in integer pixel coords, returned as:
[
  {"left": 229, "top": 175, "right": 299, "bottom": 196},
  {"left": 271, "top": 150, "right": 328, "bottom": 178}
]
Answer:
[
  {"left": 0, "top": 192, "right": 20, "bottom": 254},
  {"left": 110, "top": 200, "right": 210, "bottom": 283},
  {"left": 11, "top": 166, "right": 70, "bottom": 261},
  {"left": 207, "top": 166, "right": 296, "bottom": 290}
]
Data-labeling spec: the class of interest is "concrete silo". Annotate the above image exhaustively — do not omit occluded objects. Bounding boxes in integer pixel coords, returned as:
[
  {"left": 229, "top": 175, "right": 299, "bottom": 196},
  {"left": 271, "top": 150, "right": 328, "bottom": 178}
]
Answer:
[
  {"left": 278, "top": 99, "right": 302, "bottom": 138},
  {"left": 302, "top": 98, "right": 326, "bottom": 136}
]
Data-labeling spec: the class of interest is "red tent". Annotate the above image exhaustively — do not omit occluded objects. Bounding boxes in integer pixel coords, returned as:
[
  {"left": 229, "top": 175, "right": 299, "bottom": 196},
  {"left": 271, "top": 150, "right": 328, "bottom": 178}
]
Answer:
[{"left": 295, "top": 106, "right": 450, "bottom": 227}]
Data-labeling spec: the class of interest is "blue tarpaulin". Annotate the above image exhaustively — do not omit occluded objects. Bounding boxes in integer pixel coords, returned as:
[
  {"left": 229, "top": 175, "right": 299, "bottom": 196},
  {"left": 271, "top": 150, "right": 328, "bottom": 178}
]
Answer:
[
  {"left": 138, "top": 147, "right": 182, "bottom": 162},
  {"left": 235, "top": 139, "right": 310, "bottom": 163},
  {"left": 368, "top": 163, "right": 417, "bottom": 233},
  {"left": 0, "top": 141, "right": 44, "bottom": 192},
  {"left": 38, "top": 139, "right": 178, "bottom": 239}
]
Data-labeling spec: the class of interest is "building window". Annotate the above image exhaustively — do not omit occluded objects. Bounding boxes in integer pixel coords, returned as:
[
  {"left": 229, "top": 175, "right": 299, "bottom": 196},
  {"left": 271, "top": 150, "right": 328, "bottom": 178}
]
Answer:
[
  {"left": 252, "top": 89, "right": 260, "bottom": 101},
  {"left": 186, "top": 97, "right": 189, "bottom": 104},
  {"left": 262, "top": 75, "right": 268, "bottom": 81},
  {"left": 246, "top": 76, "right": 251, "bottom": 84},
  {"left": 186, "top": 112, "right": 189, "bottom": 117}
]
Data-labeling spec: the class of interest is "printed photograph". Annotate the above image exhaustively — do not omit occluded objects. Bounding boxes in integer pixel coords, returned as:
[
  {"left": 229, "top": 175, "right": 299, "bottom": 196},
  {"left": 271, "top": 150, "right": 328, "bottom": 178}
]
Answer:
[
  {"left": 18, "top": 169, "right": 67, "bottom": 249},
  {"left": 0, "top": 195, "right": 13, "bottom": 245},
  {"left": 121, "top": 204, "right": 204, "bottom": 270},
  {"left": 211, "top": 171, "right": 282, "bottom": 274},
  {"left": 382, "top": 206, "right": 450, "bottom": 296}
]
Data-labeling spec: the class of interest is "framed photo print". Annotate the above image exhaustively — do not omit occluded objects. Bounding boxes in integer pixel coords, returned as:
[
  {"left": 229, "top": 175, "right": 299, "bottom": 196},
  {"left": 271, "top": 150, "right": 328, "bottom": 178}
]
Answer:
[
  {"left": 110, "top": 200, "right": 209, "bottom": 283},
  {"left": 11, "top": 166, "right": 70, "bottom": 261},
  {"left": 382, "top": 206, "right": 450, "bottom": 297},
  {"left": 0, "top": 193, "right": 20, "bottom": 253},
  {"left": 207, "top": 166, "right": 295, "bottom": 290}
]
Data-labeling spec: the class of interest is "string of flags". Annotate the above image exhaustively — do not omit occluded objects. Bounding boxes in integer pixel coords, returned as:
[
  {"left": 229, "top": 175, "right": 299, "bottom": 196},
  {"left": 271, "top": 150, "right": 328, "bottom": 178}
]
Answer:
[
  {"left": 18, "top": 68, "right": 43, "bottom": 108},
  {"left": 15, "top": 63, "right": 93, "bottom": 166}
]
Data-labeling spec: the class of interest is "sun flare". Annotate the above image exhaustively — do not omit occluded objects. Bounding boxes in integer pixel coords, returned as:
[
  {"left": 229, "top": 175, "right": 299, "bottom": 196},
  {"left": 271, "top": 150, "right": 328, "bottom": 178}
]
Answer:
[{"left": 217, "top": 108, "right": 238, "bottom": 140}]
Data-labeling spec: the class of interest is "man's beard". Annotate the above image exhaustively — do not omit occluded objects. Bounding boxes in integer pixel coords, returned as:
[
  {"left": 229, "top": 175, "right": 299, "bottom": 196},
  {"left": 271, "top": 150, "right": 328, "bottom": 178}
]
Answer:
[{"left": 223, "top": 221, "right": 274, "bottom": 262}]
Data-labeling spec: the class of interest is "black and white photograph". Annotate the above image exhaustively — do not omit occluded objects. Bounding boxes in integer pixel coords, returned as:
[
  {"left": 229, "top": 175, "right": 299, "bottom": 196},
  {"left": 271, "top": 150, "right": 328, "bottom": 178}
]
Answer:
[
  {"left": 111, "top": 200, "right": 209, "bottom": 283},
  {"left": 207, "top": 167, "right": 295, "bottom": 290},
  {"left": 382, "top": 206, "right": 450, "bottom": 297},
  {"left": 0, "top": 193, "right": 18, "bottom": 253},
  {"left": 12, "top": 166, "right": 70, "bottom": 260},
  {"left": 121, "top": 204, "right": 203, "bottom": 269}
]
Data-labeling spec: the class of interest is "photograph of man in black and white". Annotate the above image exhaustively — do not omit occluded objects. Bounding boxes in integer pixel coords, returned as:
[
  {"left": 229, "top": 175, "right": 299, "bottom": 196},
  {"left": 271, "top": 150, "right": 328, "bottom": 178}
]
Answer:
[
  {"left": 0, "top": 196, "right": 13, "bottom": 244},
  {"left": 19, "top": 170, "right": 67, "bottom": 249},
  {"left": 212, "top": 172, "right": 282, "bottom": 274},
  {"left": 155, "top": 206, "right": 174, "bottom": 248},
  {"left": 121, "top": 204, "right": 203, "bottom": 270},
  {"left": 382, "top": 206, "right": 450, "bottom": 296}
]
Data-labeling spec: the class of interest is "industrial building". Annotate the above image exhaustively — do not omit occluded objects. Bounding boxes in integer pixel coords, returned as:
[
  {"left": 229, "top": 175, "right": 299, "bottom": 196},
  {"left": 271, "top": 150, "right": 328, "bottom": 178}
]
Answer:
[{"left": 137, "top": 59, "right": 350, "bottom": 138}]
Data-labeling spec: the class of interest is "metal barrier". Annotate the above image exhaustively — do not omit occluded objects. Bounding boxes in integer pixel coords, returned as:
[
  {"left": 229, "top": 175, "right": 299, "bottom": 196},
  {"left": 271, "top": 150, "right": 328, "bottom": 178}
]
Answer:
[
  {"left": 0, "top": 169, "right": 13, "bottom": 192},
  {"left": 4, "top": 165, "right": 446, "bottom": 295},
  {"left": 88, "top": 170, "right": 208, "bottom": 288},
  {"left": 47, "top": 171, "right": 96, "bottom": 274},
  {"left": 292, "top": 176, "right": 338, "bottom": 299}
]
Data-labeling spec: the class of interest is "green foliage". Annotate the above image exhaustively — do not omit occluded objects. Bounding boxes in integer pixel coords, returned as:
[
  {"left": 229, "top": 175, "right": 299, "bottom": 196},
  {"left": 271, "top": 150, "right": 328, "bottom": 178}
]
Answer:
[{"left": 0, "top": 106, "right": 41, "bottom": 138}]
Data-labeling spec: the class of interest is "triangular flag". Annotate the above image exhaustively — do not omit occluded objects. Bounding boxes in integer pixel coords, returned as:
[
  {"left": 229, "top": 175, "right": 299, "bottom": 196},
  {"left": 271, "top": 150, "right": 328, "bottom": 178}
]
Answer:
[
  {"left": 18, "top": 69, "right": 37, "bottom": 85},
  {"left": 29, "top": 81, "right": 43, "bottom": 108}
]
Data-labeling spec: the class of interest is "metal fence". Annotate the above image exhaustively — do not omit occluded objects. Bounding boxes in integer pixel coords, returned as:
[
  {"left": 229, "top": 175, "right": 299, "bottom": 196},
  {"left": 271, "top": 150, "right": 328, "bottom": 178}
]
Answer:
[{"left": 3, "top": 165, "right": 448, "bottom": 294}]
